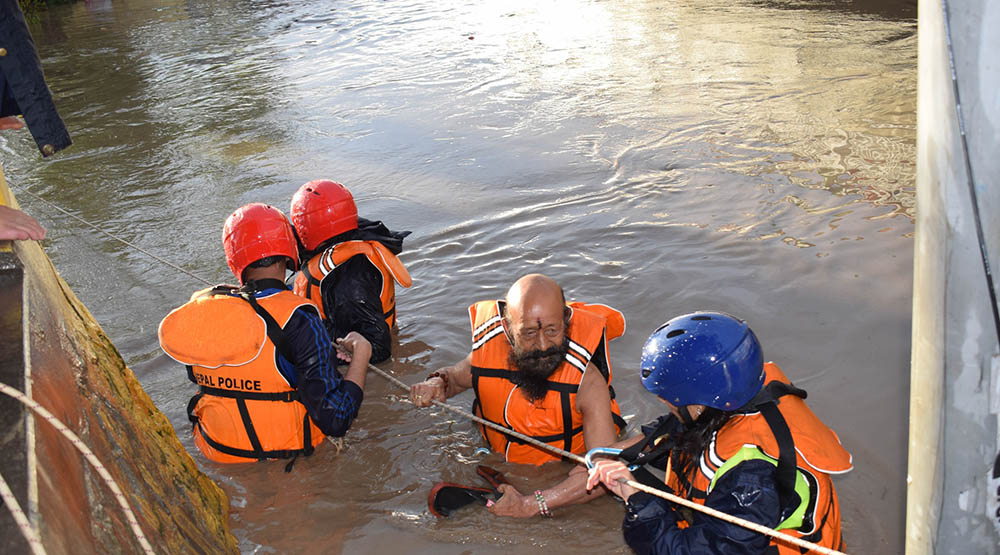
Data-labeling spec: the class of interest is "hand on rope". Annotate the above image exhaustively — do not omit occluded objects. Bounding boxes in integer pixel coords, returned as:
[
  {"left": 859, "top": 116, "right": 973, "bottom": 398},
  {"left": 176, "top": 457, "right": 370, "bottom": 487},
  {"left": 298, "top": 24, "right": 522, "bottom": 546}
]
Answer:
[
  {"left": 581, "top": 446, "right": 846, "bottom": 555},
  {"left": 334, "top": 331, "right": 370, "bottom": 364},
  {"left": 355, "top": 355, "right": 847, "bottom": 555},
  {"left": 409, "top": 370, "right": 449, "bottom": 407},
  {"left": 586, "top": 459, "right": 638, "bottom": 500}
]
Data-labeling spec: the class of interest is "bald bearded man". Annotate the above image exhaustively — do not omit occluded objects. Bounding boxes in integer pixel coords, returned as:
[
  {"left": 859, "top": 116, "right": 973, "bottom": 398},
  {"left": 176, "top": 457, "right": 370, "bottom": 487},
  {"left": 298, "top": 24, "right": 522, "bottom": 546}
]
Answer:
[{"left": 410, "top": 274, "right": 627, "bottom": 518}]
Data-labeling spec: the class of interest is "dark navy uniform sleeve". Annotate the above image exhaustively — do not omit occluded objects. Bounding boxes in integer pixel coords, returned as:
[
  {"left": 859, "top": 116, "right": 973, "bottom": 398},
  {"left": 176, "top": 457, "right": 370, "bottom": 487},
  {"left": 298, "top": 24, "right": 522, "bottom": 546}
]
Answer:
[
  {"left": 0, "top": 2, "right": 71, "bottom": 156},
  {"left": 622, "top": 459, "right": 781, "bottom": 555},
  {"left": 277, "top": 307, "right": 364, "bottom": 437},
  {"left": 321, "top": 254, "right": 392, "bottom": 364}
]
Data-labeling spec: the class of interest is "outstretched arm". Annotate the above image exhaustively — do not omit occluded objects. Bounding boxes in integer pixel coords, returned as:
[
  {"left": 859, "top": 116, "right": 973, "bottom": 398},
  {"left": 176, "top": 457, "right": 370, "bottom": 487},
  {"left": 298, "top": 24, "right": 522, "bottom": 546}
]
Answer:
[
  {"left": 489, "top": 363, "right": 621, "bottom": 517},
  {"left": 409, "top": 353, "right": 473, "bottom": 406},
  {"left": 284, "top": 309, "right": 368, "bottom": 437}
]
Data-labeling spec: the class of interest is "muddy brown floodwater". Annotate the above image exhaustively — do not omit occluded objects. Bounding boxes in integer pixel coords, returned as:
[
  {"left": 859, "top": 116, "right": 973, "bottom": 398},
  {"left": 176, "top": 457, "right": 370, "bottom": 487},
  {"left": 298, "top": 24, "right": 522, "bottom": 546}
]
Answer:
[{"left": 4, "top": 0, "right": 914, "bottom": 552}]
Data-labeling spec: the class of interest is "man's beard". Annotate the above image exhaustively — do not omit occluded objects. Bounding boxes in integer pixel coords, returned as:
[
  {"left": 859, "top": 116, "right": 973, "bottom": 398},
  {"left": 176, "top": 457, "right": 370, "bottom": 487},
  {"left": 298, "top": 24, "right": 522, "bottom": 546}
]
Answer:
[{"left": 508, "top": 336, "right": 570, "bottom": 402}]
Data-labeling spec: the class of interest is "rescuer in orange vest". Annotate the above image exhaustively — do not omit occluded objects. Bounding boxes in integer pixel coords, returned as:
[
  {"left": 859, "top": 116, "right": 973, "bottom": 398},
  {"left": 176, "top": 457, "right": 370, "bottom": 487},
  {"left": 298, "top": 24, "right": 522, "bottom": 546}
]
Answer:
[
  {"left": 409, "top": 273, "right": 627, "bottom": 517},
  {"left": 158, "top": 203, "right": 372, "bottom": 465},
  {"left": 586, "top": 312, "right": 852, "bottom": 554},
  {"left": 290, "top": 179, "right": 412, "bottom": 364}
]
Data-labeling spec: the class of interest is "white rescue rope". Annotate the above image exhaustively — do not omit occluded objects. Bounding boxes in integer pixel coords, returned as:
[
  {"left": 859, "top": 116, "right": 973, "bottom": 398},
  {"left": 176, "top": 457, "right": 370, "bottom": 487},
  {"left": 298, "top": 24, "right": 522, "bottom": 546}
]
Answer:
[
  {"left": 0, "top": 470, "right": 45, "bottom": 555},
  {"left": 8, "top": 187, "right": 844, "bottom": 554},
  {"left": 351, "top": 351, "right": 846, "bottom": 555},
  {"left": 0, "top": 382, "right": 155, "bottom": 555}
]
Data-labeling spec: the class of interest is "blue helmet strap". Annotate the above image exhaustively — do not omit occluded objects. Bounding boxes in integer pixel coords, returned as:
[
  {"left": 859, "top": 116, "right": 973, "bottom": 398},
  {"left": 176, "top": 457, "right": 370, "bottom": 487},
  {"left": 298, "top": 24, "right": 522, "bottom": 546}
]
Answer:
[{"left": 743, "top": 381, "right": 808, "bottom": 522}]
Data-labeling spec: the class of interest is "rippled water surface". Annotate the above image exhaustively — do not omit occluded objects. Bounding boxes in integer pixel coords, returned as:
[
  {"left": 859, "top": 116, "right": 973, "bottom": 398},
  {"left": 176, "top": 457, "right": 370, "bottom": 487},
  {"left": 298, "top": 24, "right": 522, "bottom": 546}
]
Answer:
[{"left": 4, "top": 0, "right": 915, "bottom": 552}]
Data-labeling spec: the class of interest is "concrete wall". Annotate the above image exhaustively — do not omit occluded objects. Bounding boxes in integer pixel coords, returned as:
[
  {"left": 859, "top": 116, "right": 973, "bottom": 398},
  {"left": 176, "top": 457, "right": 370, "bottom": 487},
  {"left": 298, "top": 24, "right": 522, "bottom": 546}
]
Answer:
[
  {"left": 0, "top": 168, "right": 237, "bottom": 554},
  {"left": 908, "top": 0, "right": 1000, "bottom": 552}
]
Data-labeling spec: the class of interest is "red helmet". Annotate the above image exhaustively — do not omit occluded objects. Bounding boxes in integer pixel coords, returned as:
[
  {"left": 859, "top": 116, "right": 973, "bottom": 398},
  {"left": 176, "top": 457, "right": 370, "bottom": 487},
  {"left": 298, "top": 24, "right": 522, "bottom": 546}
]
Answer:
[
  {"left": 290, "top": 179, "right": 358, "bottom": 251},
  {"left": 222, "top": 203, "right": 299, "bottom": 284}
]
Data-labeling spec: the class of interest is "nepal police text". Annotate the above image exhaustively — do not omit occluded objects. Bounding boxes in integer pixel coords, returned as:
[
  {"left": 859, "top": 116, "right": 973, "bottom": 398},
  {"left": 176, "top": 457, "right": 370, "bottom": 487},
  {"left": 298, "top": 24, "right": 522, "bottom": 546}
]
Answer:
[{"left": 194, "top": 373, "right": 262, "bottom": 391}]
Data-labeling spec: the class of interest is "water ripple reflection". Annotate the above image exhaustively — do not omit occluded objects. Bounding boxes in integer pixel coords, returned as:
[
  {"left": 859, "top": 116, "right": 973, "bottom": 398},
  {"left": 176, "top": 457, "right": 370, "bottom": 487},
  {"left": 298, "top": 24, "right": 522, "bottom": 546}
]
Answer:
[{"left": 2, "top": 0, "right": 917, "bottom": 552}]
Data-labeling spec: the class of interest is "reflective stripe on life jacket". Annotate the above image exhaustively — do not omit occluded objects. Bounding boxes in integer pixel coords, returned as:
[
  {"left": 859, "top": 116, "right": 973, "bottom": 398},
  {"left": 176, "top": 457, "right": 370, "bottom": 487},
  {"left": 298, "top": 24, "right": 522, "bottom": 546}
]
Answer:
[
  {"left": 708, "top": 446, "right": 815, "bottom": 532},
  {"left": 293, "top": 240, "right": 412, "bottom": 328},
  {"left": 469, "top": 300, "right": 626, "bottom": 465},
  {"left": 663, "top": 363, "right": 852, "bottom": 553},
  {"left": 158, "top": 287, "right": 325, "bottom": 464}
]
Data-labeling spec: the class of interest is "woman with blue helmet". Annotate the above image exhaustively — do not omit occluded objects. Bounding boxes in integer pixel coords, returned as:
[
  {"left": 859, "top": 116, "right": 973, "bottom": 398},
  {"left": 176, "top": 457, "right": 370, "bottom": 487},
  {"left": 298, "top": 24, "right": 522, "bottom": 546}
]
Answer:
[{"left": 587, "top": 312, "right": 852, "bottom": 554}]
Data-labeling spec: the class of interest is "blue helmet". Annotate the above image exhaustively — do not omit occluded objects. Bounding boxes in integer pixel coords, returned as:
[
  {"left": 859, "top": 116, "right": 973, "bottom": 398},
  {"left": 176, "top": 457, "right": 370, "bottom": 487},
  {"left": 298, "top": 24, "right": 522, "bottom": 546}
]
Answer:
[{"left": 640, "top": 312, "right": 765, "bottom": 410}]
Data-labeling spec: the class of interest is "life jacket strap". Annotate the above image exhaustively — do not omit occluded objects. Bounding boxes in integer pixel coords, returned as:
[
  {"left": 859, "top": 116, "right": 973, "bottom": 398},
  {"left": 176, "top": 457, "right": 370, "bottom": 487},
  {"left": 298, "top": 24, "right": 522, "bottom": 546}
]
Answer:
[
  {"left": 744, "top": 380, "right": 807, "bottom": 408},
  {"left": 196, "top": 386, "right": 299, "bottom": 402},
  {"left": 758, "top": 401, "right": 798, "bottom": 521},
  {"left": 612, "top": 411, "right": 627, "bottom": 433},
  {"left": 631, "top": 466, "right": 676, "bottom": 493},
  {"left": 194, "top": 421, "right": 315, "bottom": 462},
  {"left": 301, "top": 263, "right": 322, "bottom": 288},
  {"left": 186, "top": 390, "right": 203, "bottom": 424},
  {"left": 619, "top": 414, "right": 680, "bottom": 467},
  {"left": 741, "top": 379, "right": 808, "bottom": 523},
  {"left": 505, "top": 424, "right": 583, "bottom": 447},
  {"left": 471, "top": 364, "right": 624, "bottom": 457},
  {"left": 238, "top": 286, "right": 299, "bottom": 366},
  {"left": 236, "top": 396, "right": 265, "bottom": 455},
  {"left": 471, "top": 389, "right": 579, "bottom": 456},
  {"left": 188, "top": 287, "right": 319, "bottom": 465},
  {"left": 286, "top": 413, "right": 316, "bottom": 472}
]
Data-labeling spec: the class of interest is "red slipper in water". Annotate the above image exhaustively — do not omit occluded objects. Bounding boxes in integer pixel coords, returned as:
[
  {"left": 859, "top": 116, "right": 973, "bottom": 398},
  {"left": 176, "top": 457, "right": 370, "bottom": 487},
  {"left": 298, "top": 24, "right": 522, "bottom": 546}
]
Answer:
[{"left": 427, "top": 466, "right": 510, "bottom": 518}]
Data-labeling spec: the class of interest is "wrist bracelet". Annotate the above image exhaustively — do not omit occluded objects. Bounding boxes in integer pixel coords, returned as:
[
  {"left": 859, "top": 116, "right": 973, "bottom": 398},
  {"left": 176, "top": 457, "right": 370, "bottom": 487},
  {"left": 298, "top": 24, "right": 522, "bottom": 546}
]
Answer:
[
  {"left": 427, "top": 370, "right": 449, "bottom": 393},
  {"left": 534, "top": 490, "right": 552, "bottom": 518}
]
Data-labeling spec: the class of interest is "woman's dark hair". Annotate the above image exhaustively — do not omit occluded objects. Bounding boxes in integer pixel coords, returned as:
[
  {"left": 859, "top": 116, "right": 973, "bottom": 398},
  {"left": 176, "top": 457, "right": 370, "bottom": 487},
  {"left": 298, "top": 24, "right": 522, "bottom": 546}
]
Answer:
[{"left": 670, "top": 407, "right": 740, "bottom": 495}]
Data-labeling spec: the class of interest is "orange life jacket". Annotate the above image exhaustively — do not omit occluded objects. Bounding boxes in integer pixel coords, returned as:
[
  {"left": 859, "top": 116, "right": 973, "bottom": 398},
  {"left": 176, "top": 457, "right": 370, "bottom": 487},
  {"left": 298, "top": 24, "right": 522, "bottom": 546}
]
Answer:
[
  {"left": 664, "top": 363, "right": 852, "bottom": 552},
  {"left": 158, "top": 287, "right": 325, "bottom": 464},
  {"left": 293, "top": 240, "right": 412, "bottom": 328},
  {"left": 469, "top": 300, "right": 627, "bottom": 465}
]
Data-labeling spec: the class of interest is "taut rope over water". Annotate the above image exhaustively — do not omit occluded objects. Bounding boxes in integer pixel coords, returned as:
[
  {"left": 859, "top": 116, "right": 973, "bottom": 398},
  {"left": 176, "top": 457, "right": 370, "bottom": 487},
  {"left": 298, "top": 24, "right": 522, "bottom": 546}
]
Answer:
[
  {"left": 11, "top": 189, "right": 845, "bottom": 554},
  {"left": 346, "top": 345, "right": 847, "bottom": 555},
  {"left": 14, "top": 186, "right": 215, "bottom": 287}
]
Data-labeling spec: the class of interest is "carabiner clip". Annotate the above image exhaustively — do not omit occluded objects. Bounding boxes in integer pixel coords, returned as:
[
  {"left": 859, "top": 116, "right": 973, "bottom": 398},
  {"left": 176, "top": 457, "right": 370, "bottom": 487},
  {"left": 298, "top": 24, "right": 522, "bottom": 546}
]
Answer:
[
  {"left": 584, "top": 447, "right": 624, "bottom": 469},
  {"left": 584, "top": 447, "right": 641, "bottom": 471}
]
